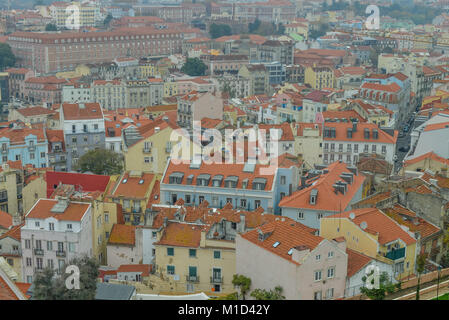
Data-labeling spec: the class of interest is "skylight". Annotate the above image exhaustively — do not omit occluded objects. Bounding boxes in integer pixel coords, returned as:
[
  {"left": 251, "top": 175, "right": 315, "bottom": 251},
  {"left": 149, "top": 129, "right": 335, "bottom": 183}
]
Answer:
[
  {"left": 138, "top": 179, "right": 144, "bottom": 184},
  {"left": 288, "top": 248, "right": 293, "bottom": 255},
  {"left": 122, "top": 179, "right": 128, "bottom": 184},
  {"left": 273, "top": 241, "right": 280, "bottom": 248}
]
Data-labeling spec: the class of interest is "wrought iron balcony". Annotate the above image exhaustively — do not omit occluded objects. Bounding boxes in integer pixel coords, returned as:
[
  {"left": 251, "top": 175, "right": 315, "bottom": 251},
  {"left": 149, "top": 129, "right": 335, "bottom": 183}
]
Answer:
[
  {"left": 186, "top": 275, "right": 199, "bottom": 283},
  {"left": 56, "top": 250, "right": 66, "bottom": 257},
  {"left": 34, "top": 248, "right": 44, "bottom": 256},
  {"left": 142, "top": 148, "right": 152, "bottom": 153},
  {"left": 210, "top": 276, "right": 223, "bottom": 284}
]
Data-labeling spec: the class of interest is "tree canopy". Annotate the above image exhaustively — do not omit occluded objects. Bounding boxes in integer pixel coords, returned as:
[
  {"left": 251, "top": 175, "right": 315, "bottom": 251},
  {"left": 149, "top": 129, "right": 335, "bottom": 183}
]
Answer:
[
  {"left": 104, "top": 14, "right": 113, "bottom": 27},
  {"left": 232, "top": 274, "right": 251, "bottom": 300},
  {"left": 181, "top": 58, "right": 207, "bottom": 76},
  {"left": 250, "top": 286, "right": 285, "bottom": 300},
  {"left": 33, "top": 255, "right": 99, "bottom": 300},
  {"left": 74, "top": 148, "right": 123, "bottom": 175},
  {"left": 209, "top": 23, "right": 232, "bottom": 39},
  {"left": 0, "top": 43, "right": 16, "bottom": 71},
  {"left": 360, "top": 271, "right": 400, "bottom": 300},
  {"left": 45, "top": 23, "right": 58, "bottom": 31}
]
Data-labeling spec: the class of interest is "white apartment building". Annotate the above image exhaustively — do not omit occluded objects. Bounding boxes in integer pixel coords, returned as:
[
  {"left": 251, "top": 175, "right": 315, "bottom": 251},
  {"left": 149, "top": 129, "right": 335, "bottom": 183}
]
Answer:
[
  {"left": 323, "top": 122, "right": 398, "bottom": 165},
  {"left": 21, "top": 198, "right": 92, "bottom": 283}
]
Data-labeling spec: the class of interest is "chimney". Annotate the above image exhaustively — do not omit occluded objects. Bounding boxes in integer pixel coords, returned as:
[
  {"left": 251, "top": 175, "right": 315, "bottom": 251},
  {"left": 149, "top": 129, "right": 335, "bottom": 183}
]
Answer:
[
  {"left": 239, "top": 213, "right": 246, "bottom": 233},
  {"left": 291, "top": 245, "right": 310, "bottom": 264},
  {"left": 200, "top": 230, "right": 206, "bottom": 247}
]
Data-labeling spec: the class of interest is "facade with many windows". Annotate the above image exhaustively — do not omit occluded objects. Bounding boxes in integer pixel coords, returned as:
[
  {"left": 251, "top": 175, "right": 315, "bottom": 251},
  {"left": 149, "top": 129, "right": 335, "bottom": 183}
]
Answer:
[{"left": 21, "top": 198, "right": 92, "bottom": 283}]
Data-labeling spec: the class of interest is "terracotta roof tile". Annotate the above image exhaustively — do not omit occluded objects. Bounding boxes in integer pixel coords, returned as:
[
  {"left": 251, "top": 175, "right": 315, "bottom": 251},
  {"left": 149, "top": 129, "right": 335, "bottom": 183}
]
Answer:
[
  {"left": 0, "top": 211, "right": 12, "bottom": 230},
  {"left": 26, "top": 199, "right": 90, "bottom": 221},
  {"left": 346, "top": 248, "right": 372, "bottom": 278},
  {"left": 241, "top": 219, "right": 322, "bottom": 265},
  {"left": 279, "top": 161, "right": 366, "bottom": 212},
  {"left": 117, "top": 264, "right": 151, "bottom": 277},
  {"left": 326, "top": 208, "right": 416, "bottom": 246},
  {"left": 108, "top": 224, "right": 136, "bottom": 246}
]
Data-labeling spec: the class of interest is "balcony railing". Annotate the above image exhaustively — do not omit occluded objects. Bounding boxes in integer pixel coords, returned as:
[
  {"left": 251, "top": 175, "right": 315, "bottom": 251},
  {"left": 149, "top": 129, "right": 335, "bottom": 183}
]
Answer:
[
  {"left": 34, "top": 248, "right": 44, "bottom": 256},
  {"left": 385, "top": 247, "right": 405, "bottom": 261},
  {"left": 210, "top": 276, "right": 223, "bottom": 284},
  {"left": 0, "top": 249, "right": 21, "bottom": 256},
  {"left": 186, "top": 275, "right": 199, "bottom": 283},
  {"left": 142, "top": 148, "right": 152, "bottom": 153},
  {"left": 56, "top": 250, "right": 66, "bottom": 257},
  {"left": 0, "top": 198, "right": 7, "bottom": 203}
]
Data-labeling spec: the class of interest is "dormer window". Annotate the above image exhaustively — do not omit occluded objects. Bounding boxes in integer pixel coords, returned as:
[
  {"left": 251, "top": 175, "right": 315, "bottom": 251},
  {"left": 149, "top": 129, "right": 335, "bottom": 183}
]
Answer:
[
  {"left": 196, "top": 174, "right": 211, "bottom": 186},
  {"left": 252, "top": 178, "right": 267, "bottom": 190},
  {"left": 212, "top": 175, "right": 223, "bottom": 187},
  {"left": 169, "top": 172, "right": 184, "bottom": 184},
  {"left": 224, "top": 176, "right": 238, "bottom": 188},
  {"left": 310, "top": 189, "right": 318, "bottom": 205}
]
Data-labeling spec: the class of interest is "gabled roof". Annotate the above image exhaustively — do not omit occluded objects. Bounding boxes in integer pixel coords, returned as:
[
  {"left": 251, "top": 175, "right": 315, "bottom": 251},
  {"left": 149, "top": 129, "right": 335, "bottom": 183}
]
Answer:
[
  {"left": 346, "top": 248, "right": 372, "bottom": 278},
  {"left": 109, "top": 173, "right": 155, "bottom": 199},
  {"left": 26, "top": 199, "right": 90, "bottom": 222},
  {"left": 240, "top": 219, "right": 322, "bottom": 265},
  {"left": 279, "top": 161, "right": 366, "bottom": 212},
  {"left": 323, "top": 122, "right": 398, "bottom": 144},
  {"left": 326, "top": 208, "right": 416, "bottom": 246}
]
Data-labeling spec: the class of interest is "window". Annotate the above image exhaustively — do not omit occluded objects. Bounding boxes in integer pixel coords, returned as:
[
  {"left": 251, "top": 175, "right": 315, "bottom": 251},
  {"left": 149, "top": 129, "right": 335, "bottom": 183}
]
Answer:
[
  {"left": 27, "top": 276, "right": 32, "bottom": 284},
  {"left": 26, "top": 257, "right": 32, "bottom": 266},
  {"left": 36, "top": 257, "right": 43, "bottom": 270},
  {"left": 144, "top": 157, "right": 150, "bottom": 163},
  {"left": 314, "top": 291, "right": 322, "bottom": 300},
  {"left": 281, "top": 176, "right": 286, "bottom": 184},
  {"left": 318, "top": 213, "right": 323, "bottom": 219},
  {"left": 67, "top": 224, "right": 72, "bottom": 230},
  {"left": 105, "top": 213, "right": 109, "bottom": 223},
  {"left": 47, "top": 259, "right": 54, "bottom": 269},
  {"left": 41, "top": 152, "right": 45, "bottom": 158},
  {"left": 298, "top": 212, "right": 304, "bottom": 220},
  {"left": 25, "top": 239, "right": 30, "bottom": 249},
  {"left": 328, "top": 251, "right": 334, "bottom": 258},
  {"left": 316, "top": 254, "right": 321, "bottom": 261},
  {"left": 167, "top": 265, "right": 175, "bottom": 275},
  {"left": 35, "top": 221, "right": 40, "bottom": 227},
  {"left": 152, "top": 232, "right": 157, "bottom": 239},
  {"left": 315, "top": 270, "right": 322, "bottom": 281},
  {"left": 30, "top": 153, "right": 35, "bottom": 160},
  {"left": 240, "top": 199, "right": 247, "bottom": 208},
  {"left": 167, "top": 247, "right": 174, "bottom": 256},
  {"left": 49, "top": 223, "right": 54, "bottom": 231},
  {"left": 326, "top": 288, "right": 334, "bottom": 299},
  {"left": 327, "top": 267, "right": 335, "bottom": 278},
  {"left": 35, "top": 240, "right": 42, "bottom": 249},
  {"left": 189, "top": 249, "right": 196, "bottom": 257},
  {"left": 57, "top": 242, "right": 64, "bottom": 252},
  {"left": 47, "top": 241, "right": 52, "bottom": 251},
  {"left": 214, "top": 251, "right": 221, "bottom": 259}
]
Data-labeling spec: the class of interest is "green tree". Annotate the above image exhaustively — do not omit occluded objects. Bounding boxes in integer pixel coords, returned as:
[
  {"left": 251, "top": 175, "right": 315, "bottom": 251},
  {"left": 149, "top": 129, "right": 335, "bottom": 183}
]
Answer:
[
  {"left": 33, "top": 255, "right": 99, "bottom": 300},
  {"left": 209, "top": 23, "right": 232, "bottom": 39},
  {"left": 360, "top": 271, "right": 399, "bottom": 300},
  {"left": 232, "top": 274, "right": 251, "bottom": 300},
  {"left": 0, "top": 43, "right": 16, "bottom": 71},
  {"left": 416, "top": 253, "right": 426, "bottom": 300},
  {"left": 250, "top": 286, "right": 285, "bottom": 300},
  {"left": 45, "top": 23, "right": 58, "bottom": 31},
  {"left": 248, "top": 19, "right": 261, "bottom": 33},
  {"left": 309, "top": 23, "right": 329, "bottom": 40},
  {"left": 74, "top": 148, "right": 123, "bottom": 175},
  {"left": 181, "top": 58, "right": 207, "bottom": 76},
  {"left": 104, "top": 14, "right": 113, "bottom": 27}
]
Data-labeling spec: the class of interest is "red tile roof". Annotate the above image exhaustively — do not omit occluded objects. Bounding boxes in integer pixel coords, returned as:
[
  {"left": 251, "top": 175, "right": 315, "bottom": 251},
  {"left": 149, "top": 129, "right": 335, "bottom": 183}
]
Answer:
[
  {"left": 240, "top": 219, "right": 322, "bottom": 265},
  {"left": 109, "top": 173, "right": 155, "bottom": 199},
  {"left": 323, "top": 122, "right": 398, "bottom": 144},
  {"left": 361, "top": 82, "right": 401, "bottom": 93},
  {"left": 154, "top": 222, "right": 209, "bottom": 248},
  {"left": 46, "top": 171, "right": 111, "bottom": 198},
  {"left": 26, "top": 199, "right": 90, "bottom": 222},
  {"left": 326, "top": 208, "right": 416, "bottom": 246},
  {"left": 0, "top": 211, "right": 12, "bottom": 230},
  {"left": 0, "top": 223, "right": 23, "bottom": 242},
  {"left": 60, "top": 103, "right": 103, "bottom": 120},
  {"left": 108, "top": 224, "right": 136, "bottom": 246},
  {"left": 384, "top": 206, "right": 440, "bottom": 239},
  {"left": 279, "top": 161, "right": 366, "bottom": 212},
  {"left": 117, "top": 264, "right": 151, "bottom": 277},
  {"left": 346, "top": 248, "right": 372, "bottom": 278}
]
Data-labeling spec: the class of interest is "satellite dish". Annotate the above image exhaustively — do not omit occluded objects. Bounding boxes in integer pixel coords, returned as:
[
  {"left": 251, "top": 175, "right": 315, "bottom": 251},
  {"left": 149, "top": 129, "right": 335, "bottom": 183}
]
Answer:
[
  {"left": 349, "top": 212, "right": 355, "bottom": 220},
  {"left": 360, "top": 221, "right": 368, "bottom": 230}
]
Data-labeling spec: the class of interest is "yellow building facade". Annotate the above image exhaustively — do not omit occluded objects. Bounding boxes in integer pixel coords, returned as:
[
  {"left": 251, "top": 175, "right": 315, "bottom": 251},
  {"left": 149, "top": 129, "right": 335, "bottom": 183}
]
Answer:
[{"left": 305, "top": 65, "right": 335, "bottom": 90}]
